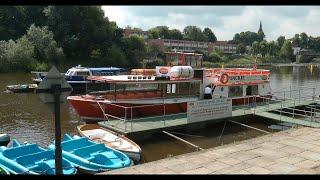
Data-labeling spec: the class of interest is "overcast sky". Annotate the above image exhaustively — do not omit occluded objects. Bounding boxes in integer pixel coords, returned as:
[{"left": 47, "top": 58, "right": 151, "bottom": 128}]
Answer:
[{"left": 102, "top": 6, "right": 320, "bottom": 41}]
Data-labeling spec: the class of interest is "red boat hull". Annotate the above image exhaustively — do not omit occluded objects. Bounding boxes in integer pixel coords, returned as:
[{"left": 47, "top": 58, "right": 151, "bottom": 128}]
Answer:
[{"left": 68, "top": 95, "right": 271, "bottom": 122}]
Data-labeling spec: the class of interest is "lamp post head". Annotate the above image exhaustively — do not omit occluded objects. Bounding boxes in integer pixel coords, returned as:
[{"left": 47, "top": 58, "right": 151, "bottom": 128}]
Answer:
[{"left": 35, "top": 66, "right": 72, "bottom": 106}]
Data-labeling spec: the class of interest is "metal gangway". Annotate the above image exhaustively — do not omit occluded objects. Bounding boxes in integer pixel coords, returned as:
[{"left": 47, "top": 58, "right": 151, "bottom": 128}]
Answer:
[{"left": 233, "top": 84, "right": 320, "bottom": 128}]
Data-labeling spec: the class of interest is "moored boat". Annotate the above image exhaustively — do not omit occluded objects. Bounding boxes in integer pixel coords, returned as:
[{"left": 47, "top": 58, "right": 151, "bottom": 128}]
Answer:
[
  {"left": 48, "top": 134, "right": 131, "bottom": 174},
  {"left": 6, "top": 84, "right": 38, "bottom": 93},
  {"left": 67, "top": 65, "right": 272, "bottom": 123},
  {"left": 0, "top": 139, "right": 76, "bottom": 175},
  {"left": 32, "top": 65, "right": 125, "bottom": 93},
  {"left": 77, "top": 124, "right": 142, "bottom": 163}
]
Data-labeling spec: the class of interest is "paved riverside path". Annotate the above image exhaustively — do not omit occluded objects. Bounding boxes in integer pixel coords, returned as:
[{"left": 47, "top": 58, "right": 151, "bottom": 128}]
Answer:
[{"left": 100, "top": 127, "right": 320, "bottom": 174}]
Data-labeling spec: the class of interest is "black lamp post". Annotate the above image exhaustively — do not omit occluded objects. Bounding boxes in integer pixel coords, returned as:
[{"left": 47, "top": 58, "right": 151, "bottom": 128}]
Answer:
[{"left": 35, "top": 66, "right": 72, "bottom": 175}]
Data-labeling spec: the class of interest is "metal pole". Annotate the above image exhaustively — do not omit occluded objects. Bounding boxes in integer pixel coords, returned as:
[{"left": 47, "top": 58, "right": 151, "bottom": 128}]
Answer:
[
  {"left": 313, "top": 87, "right": 315, "bottom": 101},
  {"left": 299, "top": 89, "right": 301, "bottom": 104},
  {"left": 229, "top": 120, "right": 271, "bottom": 134},
  {"left": 131, "top": 107, "right": 133, "bottom": 132},
  {"left": 53, "top": 84, "right": 62, "bottom": 175},
  {"left": 125, "top": 107, "right": 127, "bottom": 132},
  {"left": 162, "top": 131, "right": 204, "bottom": 151}
]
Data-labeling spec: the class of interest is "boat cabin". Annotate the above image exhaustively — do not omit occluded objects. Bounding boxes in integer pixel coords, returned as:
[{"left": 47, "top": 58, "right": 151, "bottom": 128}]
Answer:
[
  {"left": 65, "top": 66, "right": 125, "bottom": 82},
  {"left": 87, "top": 74, "right": 202, "bottom": 103},
  {"left": 202, "top": 68, "right": 271, "bottom": 103}
]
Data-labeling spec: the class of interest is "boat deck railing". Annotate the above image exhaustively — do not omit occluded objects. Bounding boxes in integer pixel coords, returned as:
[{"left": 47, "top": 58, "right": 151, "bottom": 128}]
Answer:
[{"left": 98, "top": 85, "right": 320, "bottom": 133}]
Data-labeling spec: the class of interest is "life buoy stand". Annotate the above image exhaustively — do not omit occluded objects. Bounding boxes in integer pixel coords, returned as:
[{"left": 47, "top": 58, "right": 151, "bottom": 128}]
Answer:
[{"left": 220, "top": 73, "right": 229, "bottom": 84}]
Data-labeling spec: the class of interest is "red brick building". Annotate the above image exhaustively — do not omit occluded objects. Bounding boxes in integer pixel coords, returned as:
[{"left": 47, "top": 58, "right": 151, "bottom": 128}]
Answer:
[{"left": 147, "top": 39, "right": 237, "bottom": 54}]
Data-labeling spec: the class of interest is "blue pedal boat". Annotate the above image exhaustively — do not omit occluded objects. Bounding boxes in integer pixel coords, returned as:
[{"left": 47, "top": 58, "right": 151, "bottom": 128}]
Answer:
[
  {"left": 0, "top": 139, "right": 77, "bottom": 175},
  {"left": 48, "top": 134, "right": 132, "bottom": 174}
]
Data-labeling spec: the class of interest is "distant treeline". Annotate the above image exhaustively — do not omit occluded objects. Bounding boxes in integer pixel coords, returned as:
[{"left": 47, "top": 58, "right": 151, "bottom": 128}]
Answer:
[
  {"left": 0, "top": 6, "right": 146, "bottom": 72},
  {"left": 1, "top": 6, "right": 320, "bottom": 73}
]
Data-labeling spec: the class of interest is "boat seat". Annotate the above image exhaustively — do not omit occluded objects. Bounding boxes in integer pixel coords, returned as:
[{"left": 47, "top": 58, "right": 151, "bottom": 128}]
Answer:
[
  {"left": 16, "top": 151, "right": 53, "bottom": 168},
  {"left": 2, "top": 144, "right": 42, "bottom": 160},
  {"left": 82, "top": 130, "right": 105, "bottom": 140},
  {"left": 73, "top": 144, "right": 106, "bottom": 158},
  {"left": 61, "top": 137, "right": 93, "bottom": 152}
]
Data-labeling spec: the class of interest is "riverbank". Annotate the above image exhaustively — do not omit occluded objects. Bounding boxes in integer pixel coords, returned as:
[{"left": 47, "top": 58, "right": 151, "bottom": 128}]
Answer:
[{"left": 101, "top": 127, "right": 320, "bottom": 174}]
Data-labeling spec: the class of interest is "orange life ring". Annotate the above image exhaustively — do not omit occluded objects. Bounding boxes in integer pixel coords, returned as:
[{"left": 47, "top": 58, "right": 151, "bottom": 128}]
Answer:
[{"left": 220, "top": 73, "right": 229, "bottom": 84}]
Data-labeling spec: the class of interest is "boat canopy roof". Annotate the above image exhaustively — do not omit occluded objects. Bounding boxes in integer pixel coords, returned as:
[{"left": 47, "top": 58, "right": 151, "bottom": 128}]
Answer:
[
  {"left": 88, "top": 67, "right": 125, "bottom": 72},
  {"left": 87, "top": 75, "right": 201, "bottom": 84}
]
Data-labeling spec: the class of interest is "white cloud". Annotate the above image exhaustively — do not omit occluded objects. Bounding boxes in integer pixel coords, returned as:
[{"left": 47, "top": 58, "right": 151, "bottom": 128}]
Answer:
[{"left": 102, "top": 6, "right": 320, "bottom": 41}]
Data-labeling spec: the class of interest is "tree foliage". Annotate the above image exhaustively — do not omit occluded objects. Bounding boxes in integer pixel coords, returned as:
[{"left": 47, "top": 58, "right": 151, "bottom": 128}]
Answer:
[
  {"left": 183, "top": 26, "right": 206, "bottom": 41},
  {"left": 280, "top": 40, "right": 293, "bottom": 60},
  {"left": 233, "top": 31, "right": 262, "bottom": 46},
  {"left": 203, "top": 28, "right": 217, "bottom": 42}
]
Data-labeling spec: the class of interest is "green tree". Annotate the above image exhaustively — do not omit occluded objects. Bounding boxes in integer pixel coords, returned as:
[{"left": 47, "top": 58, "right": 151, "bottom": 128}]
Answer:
[
  {"left": 148, "top": 26, "right": 170, "bottom": 39},
  {"left": 252, "top": 41, "right": 259, "bottom": 56},
  {"left": 123, "top": 35, "right": 147, "bottom": 68},
  {"left": 277, "top": 36, "right": 286, "bottom": 50},
  {"left": 203, "top": 27, "right": 217, "bottom": 42},
  {"left": 1, "top": 36, "right": 36, "bottom": 72},
  {"left": 25, "top": 24, "right": 65, "bottom": 65},
  {"left": 207, "top": 52, "right": 222, "bottom": 63},
  {"left": 299, "top": 32, "right": 308, "bottom": 48},
  {"left": 148, "top": 28, "right": 160, "bottom": 39},
  {"left": 169, "top": 29, "right": 183, "bottom": 40},
  {"left": 233, "top": 33, "right": 241, "bottom": 43},
  {"left": 280, "top": 40, "right": 293, "bottom": 60},
  {"left": 236, "top": 43, "right": 246, "bottom": 54},
  {"left": 259, "top": 40, "right": 267, "bottom": 57},
  {"left": 0, "top": 6, "right": 27, "bottom": 41},
  {"left": 292, "top": 34, "right": 300, "bottom": 47},
  {"left": 183, "top": 26, "right": 206, "bottom": 41},
  {"left": 45, "top": 6, "right": 119, "bottom": 62},
  {"left": 233, "top": 31, "right": 261, "bottom": 46}
]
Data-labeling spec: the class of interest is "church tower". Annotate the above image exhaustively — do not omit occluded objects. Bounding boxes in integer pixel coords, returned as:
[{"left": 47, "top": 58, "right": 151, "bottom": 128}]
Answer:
[{"left": 258, "top": 21, "right": 265, "bottom": 40}]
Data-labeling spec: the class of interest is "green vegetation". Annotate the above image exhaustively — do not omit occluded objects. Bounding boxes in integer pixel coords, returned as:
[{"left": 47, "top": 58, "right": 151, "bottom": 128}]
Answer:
[
  {"left": 2, "top": 6, "right": 320, "bottom": 72},
  {"left": 0, "top": 6, "right": 147, "bottom": 72},
  {"left": 147, "top": 25, "right": 217, "bottom": 42}
]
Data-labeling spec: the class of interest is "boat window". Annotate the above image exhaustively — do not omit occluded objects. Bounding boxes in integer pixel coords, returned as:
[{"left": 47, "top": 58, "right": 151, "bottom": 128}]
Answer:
[
  {"left": 167, "top": 84, "right": 171, "bottom": 93},
  {"left": 221, "top": 87, "right": 224, "bottom": 92},
  {"left": 172, "top": 84, "right": 176, "bottom": 93},
  {"left": 246, "top": 85, "right": 258, "bottom": 96},
  {"left": 229, "top": 86, "right": 243, "bottom": 97},
  {"left": 76, "top": 71, "right": 90, "bottom": 76}
]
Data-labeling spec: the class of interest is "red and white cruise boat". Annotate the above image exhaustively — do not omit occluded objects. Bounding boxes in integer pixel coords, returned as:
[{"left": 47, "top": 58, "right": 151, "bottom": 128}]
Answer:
[{"left": 67, "top": 66, "right": 272, "bottom": 122}]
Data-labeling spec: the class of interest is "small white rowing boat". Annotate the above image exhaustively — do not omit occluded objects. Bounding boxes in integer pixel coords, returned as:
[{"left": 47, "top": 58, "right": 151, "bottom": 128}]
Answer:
[{"left": 77, "top": 124, "right": 142, "bottom": 163}]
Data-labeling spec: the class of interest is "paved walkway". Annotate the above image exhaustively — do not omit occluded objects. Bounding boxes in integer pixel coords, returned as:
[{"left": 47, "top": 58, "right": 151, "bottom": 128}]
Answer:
[{"left": 100, "top": 127, "right": 320, "bottom": 174}]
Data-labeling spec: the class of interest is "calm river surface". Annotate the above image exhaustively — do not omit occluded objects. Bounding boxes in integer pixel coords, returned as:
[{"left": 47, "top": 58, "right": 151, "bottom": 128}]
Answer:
[{"left": 1, "top": 65, "right": 320, "bottom": 163}]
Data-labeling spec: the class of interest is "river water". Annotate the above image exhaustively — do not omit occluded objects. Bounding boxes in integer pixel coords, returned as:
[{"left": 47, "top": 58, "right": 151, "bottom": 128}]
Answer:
[{"left": 0, "top": 65, "right": 320, "bottom": 163}]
